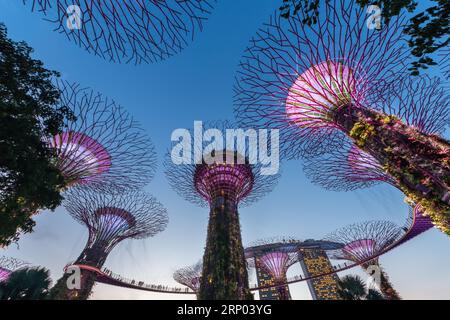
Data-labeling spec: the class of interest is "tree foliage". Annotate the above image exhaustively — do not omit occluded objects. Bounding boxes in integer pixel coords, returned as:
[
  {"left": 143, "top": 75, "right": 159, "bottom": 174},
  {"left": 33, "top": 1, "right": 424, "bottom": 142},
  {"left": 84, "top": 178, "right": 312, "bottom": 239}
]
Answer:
[
  {"left": 0, "top": 267, "right": 52, "bottom": 300},
  {"left": 337, "top": 275, "right": 384, "bottom": 300},
  {"left": 279, "top": 0, "right": 449, "bottom": 75},
  {"left": 0, "top": 23, "right": 74, "bottom": 246}
]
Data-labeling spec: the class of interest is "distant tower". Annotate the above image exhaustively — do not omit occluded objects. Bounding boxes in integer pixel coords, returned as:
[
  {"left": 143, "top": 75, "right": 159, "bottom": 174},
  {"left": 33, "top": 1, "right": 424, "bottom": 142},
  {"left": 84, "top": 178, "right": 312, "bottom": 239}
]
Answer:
[
  {"left": 245, "top": 239, "right": 302, "bottom": 300},
  {"left": 173, "top": 262, "right": 202, "bottom": 298},
  {"left": 0, "top": 256, "right": 29, "bottom": 282},
  {"left": 25, "top": 0, "right": 216, "bottom": 64},
  {"left": 253, "top": 262, "right": 282, "bottom": 300},
  {"left": 49, "top": 187, "right": 168, "bottom": 300},
  {"left": 325, "top": 220, "right": 403, "bottom": 300},
  {"left": 165, "top": 121, "right": 279, "bottom": 300},
  {"left": 298, "top": 247, "right": 341, "bottom": 300}
]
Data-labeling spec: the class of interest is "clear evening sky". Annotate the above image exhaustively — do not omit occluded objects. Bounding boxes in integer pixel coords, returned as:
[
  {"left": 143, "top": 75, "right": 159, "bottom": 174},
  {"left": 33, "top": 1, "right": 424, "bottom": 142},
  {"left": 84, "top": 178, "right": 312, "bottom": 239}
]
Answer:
[{"left": 1, "top": 0, "right": 448, "bottom": 299}]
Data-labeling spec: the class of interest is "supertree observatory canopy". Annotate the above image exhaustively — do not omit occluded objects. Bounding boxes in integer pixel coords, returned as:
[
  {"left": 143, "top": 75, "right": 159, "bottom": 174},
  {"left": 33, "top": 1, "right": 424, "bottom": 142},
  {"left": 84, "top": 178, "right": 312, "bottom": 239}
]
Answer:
[
  {"left": 49, "top": 80, "right": 156, "bottom": 192},
  {"left": 48, "top": 186, "right": 168, "bottom": 300},
  {"left": 324, "top": 220, "right": 403, "bottom": 300},
  {"left": 234, "top": 0, "right": 450, "bottom": 235},
  {"left": 165, "top": 120, "right": 280, "bottom": 209},
  {"left": 173, "top": 262, "right": 202, "bottom": 294},
  {"left": 325, "top": 220, "right": 402, "bottom": 265},
  {"left": 164, "top": 120, "right": 280, "bottom": 300},
  {"left": 234, "top": 0, "right": 408, "bottom": 159},
  {"left": 256, "top": 252, "right": 297, "bottom": 282},
  {"left": 24, "top": 0, "right": 216, "bottom": 64},
  {"left": 0, "top": 256, "right": 29, "bottom": 282}
]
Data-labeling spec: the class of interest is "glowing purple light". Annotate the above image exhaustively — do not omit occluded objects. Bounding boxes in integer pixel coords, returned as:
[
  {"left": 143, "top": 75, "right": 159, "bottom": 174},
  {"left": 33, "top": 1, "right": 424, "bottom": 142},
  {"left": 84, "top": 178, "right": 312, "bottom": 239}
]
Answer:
[
  {"left": 194, "top": 151, "right": 254, "bottom": 203},
  {"left": 51, "top": 131, "right": 111, "bottom": 185},
  {"left": 0, "top": 267, "right": 11, "bottom": 282},
  {"left": 342, "top": 239, "right": 377, "bottom": 262},
  {"left": 258, "top": 252, "right": 293, "bottom": 280},
  {"left": 347, "top": 145, "right": 395, "bottom": 184},
  {"left": 286, "top": 61, "right": 358, "bottom": 129},
  {"left": 92, "top": 207, "right": 136, "bottom": 243}
]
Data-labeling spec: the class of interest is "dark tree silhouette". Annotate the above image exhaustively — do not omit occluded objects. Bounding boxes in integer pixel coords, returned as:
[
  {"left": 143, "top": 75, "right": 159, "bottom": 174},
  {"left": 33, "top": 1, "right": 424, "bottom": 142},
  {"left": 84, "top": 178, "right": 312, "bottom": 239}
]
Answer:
[
  {"left": 337, "top": 274, "right": 384, "bottom": 300},
  {"left": 0, "top": 23, "right": 74, "bottom": 246},
  {"left": 0, "top": 267, "right": 52, "bottom": 300}
]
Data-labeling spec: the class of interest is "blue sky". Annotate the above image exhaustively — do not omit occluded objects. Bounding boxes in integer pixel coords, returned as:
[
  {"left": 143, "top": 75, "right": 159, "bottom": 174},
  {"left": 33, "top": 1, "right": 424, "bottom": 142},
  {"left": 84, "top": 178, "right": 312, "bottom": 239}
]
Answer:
[{"left": 1, "top": 0, "right": 449, "bottom": 299}]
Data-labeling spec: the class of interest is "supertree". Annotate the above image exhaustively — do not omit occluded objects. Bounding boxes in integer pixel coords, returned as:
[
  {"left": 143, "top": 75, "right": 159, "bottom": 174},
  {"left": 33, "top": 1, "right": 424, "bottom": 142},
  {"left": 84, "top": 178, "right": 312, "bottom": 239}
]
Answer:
[
  {"left": 24, "top": 0, "right": 216, "bottom": 64},
  {"left": 0, "top": 256, "right": 29, "bottom": 282},
  {"left": 48, "top": 187, "right": 168, "bottom": 300},
  {"left": 234, "top": 0, "right": 450, "bottom": 234},
  {"left": 324, "top": 220, "right": 403, "bottom": 300},
  {"left": 302, "top": 75, "right": 448, "bottom": 230},
  {"left": 164, "top": 120, "right": 280, "bottom": 300},
  {"left": 173, "top": 261, "right": 202, "bottom": 297},
  {"left": 245, "top": 239, "right": 300, "bottom": 300},
  {"left": 49, "top": 80, "right": 156, "bottom": 192}
]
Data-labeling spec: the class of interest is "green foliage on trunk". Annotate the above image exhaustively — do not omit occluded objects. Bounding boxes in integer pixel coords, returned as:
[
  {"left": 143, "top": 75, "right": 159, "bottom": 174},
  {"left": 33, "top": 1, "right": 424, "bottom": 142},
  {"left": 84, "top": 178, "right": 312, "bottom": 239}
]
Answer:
[
  {"left": 199, "top": 197, "right": 252, "bottom": 300},
  {"left": 346, "top": 109, "right": 450, "bottom": 235}
]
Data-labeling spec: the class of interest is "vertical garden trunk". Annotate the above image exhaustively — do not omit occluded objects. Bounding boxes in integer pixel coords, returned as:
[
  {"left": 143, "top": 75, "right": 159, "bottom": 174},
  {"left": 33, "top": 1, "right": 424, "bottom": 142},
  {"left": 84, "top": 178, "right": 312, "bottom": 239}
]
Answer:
[
  {"left": 48, "top": 244, "right": 107, "bottom": 300},
  {"left": 335, "top": 105, "right": 450, "bottom": 235},
  {"left": 198, "top": 196, "right": 252, "bottom": 300},
  {"left": 276, "top": 279, "right": 291, "bottom": 300}
]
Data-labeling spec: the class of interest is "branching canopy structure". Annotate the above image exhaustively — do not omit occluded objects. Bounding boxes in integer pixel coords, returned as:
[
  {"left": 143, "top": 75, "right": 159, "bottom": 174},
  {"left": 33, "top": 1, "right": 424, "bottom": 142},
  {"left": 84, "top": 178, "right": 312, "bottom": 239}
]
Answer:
[
  {"left": 24, "top": 0, "right": 216, "bottom": 64},
  {"left": 367, "top": 75, "right": 449, "bottom": 136},
  {"left": 234, "top": 0, "right": 449, "bottom": 235},
  {"left": 164, "top": 120, "right": 279, "bottom": 300},
  {"left": 165, "top": 120, "right": 280, "bottom": 208},
  {"left": 325, "top": 220, "right": 402, "bottom": 264},
  {"left": 173, "top": 261, "right": 202, "bottom": 293},
  {"left": 257, "top": 252, "right": 297, "bottom": 282},
  {"left": 303, "top": 136, "right": 396, "bottom": 192},
  {"left": 234, "top": 0, "right": 407, "bottom": 159},
  {"left": 324, "top": 220, "right": 403, "bottom": 300},
  {"left": 303, "top": 75, "right": 449, "bottom": 192},
  {"left": 65, "top": 187, "right": 168, "bottom": 255},
  {"left": 49, "top": 187, "right": 168, "bottom": 300},
  {"left": 438, "top": 48, "right": 449, "bottom": 79},
  {"left": 0, "top": 256, "right": 29, "bottom": 282},
  {"left": 51, "top": 80, "right": 156, "bottom": 192}
]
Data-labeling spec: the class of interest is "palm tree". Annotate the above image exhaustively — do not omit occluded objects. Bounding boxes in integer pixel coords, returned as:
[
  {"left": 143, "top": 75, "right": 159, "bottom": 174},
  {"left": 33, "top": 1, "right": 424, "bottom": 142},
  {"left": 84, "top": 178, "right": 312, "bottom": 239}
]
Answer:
[
  {"left": 337, "top": 275, "right": 384, "bottom": 300},
  {"left": 0, "top": 267, "right": 52, "bottom": 300}
]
